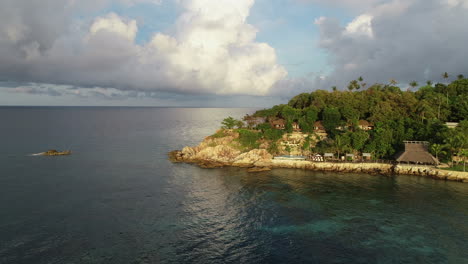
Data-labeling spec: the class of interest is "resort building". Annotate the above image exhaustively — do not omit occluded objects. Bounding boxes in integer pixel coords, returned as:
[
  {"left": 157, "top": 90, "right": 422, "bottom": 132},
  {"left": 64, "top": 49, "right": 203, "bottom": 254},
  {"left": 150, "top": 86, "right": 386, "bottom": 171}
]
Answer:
[
  {"left": 358, "top": 120, "right": 374, "bottom": 130},
  {"left": 363, "top": 153, "right": 372, "bottom": 160},
  {"left": 292, "top": 122, "right": 301, "bottom": 132},
  {"left": 270, "top": 119, "right": 286, "bottom": 130},
  {"left": 445, "top": 122, "right": 459, "bottom": 129},
  {"left": 313, "top": 121, "right": 326, "bottom": 133},
  {"left": 395, "top": 141, "right": 439, "bottom": 165}
]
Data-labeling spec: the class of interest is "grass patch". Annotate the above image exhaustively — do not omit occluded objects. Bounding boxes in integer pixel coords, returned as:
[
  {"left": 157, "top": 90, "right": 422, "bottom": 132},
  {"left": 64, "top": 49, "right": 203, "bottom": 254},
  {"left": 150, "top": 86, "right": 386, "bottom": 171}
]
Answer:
[
  {"left": 236, "top": 129, "right": 261, "bottom": 152},
  {"left": 210, "top": 129, "right": 228, "bottom": 138},
  {"left": 442, "top": 164, "right": 467, "bottom": 172}
]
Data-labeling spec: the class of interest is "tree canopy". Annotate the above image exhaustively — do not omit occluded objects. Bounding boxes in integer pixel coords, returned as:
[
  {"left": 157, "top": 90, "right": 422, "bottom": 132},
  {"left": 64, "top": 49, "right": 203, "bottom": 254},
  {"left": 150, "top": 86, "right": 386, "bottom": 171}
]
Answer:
[{"left": 251, "top": 77, "right": 467, "bottom": 160}]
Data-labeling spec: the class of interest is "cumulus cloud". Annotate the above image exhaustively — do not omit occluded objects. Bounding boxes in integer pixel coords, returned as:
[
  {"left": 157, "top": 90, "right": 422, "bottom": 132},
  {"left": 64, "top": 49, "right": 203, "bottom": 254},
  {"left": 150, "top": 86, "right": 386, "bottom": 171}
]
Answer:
[
  {"left": 90, "top": 13, "right": 138, "bottom": 41},
  {"left": 315, "top": 0, "right": 468, "bottom": 89},
  {"left": 299, "top": 0, "right": 388, "bottom": 12},
  {"left": 0, "top": 0, "right": 287, "bottom": 96}
]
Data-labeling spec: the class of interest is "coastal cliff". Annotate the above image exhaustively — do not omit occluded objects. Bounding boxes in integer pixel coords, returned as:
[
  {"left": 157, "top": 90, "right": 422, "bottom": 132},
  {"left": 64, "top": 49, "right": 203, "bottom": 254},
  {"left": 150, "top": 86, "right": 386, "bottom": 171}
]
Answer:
[
  {"left": 169, "top": 130, "right": 468, "bottom": 183},
  {"left": 169, "top": 130, "right": 273, "bottom": 169}
]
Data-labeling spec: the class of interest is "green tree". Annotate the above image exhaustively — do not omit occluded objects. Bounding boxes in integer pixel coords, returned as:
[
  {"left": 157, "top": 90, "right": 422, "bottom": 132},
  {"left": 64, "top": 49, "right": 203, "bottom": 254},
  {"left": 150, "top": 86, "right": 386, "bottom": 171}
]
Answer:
[
  {"left": 409, "top": 81, "right": 418, "bottom": 91},
  {"left": 458, "top": 149, "right": 468, "bottom": 172},
  {"left": 457, "top": 74, "right": 464, "bottom": 80},
  {"left": 334, "top": 134, "right": 351, "bottom": 158},
  {"left": 221, "top": 117, "right": 243, "bottom": 129},
  {"left": 389, "top": 79, "right": 398, "bottom": 86},
  {"left": 237, "top": 129, "right": 261, "bottom": 150},
  {"left": 430, "top": 144, "right": 446, "bottom": 160},
  {"left": 341, "top": 105, "right": 359, "bottom": 124},
  {"left": 263, "top": 128, "right": 283, "bottom": 141},
  {"left": 299, "top": 118, "right": 312, "bottom": 133},
  {"left": 304, "top": 107, "right": 318, "bottom": 124},
  {"left": 322, "top": 107, "right": 342, "bottom": 134},
  {"left": 347, "top": 80, "right": 360, "bottom": 91},
  {"left": 351, "top": 130, "right": 369, "bottom": 151},
  {"left": 285, "top": 120, "right": 293, "bottom": 133},
  {"left": 442, "top": 72, "right": 449, "bottom": 82},
  {"left": 288, "top": 93, "right": 311, "bottom": 109},
  {"left": 282, "top": 105, "right": 301, "bottom": 122},
  {"left": 444, "top": 130, "right": 466, "bottom": 166}
]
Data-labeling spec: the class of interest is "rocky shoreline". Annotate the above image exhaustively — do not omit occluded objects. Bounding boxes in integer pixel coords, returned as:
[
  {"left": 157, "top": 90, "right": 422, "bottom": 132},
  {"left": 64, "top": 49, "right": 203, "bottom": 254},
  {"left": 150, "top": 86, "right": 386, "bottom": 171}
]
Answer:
[
  {"left": 169, "top": 130, "right": 468, "bottom": 183},
  {"left": 170, "top": 150, "right": 468, "bottom": 183}
]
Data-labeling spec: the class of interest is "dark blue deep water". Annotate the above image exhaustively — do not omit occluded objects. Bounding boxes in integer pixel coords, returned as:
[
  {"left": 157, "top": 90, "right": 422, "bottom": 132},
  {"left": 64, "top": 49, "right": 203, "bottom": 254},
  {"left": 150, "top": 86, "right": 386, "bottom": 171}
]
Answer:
[{"left": 0, "top": 107, "right": 467, "bottom": 264}]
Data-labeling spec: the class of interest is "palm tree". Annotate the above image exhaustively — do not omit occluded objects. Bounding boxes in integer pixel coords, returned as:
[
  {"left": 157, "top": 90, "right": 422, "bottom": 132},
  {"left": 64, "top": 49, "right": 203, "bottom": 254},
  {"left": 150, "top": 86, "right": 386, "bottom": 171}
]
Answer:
[
  {"left": 349, "top": 80, "right": 360, "bottom": 91},
  {"left": 442, "top": 72, "right": 449, "bottom": 82},
  {"left": 334, "top": 136, "right": 349, "bottom": 159},
  {"left": 444, "top": 132, "right": 464, "bottom": 167},
  {"left": 332, "top": 86, "right": 337, "bottom": 92},
  {"left": 435, "top": 93, "right": 444, "bottom": 119},
  {"left": 430, "top": 144, "right": 446, "bottom": 160},
  {"left": 457, "top": 74, "right": 465, "bottom": 80},
  {"left": 442, "top": 72, "right": 450, "bottom": 104},
  {"left": 459, "top": 149, "right": 468, "bottom": 172},
  {"left": 409, "top": 81, "right": 418, "bottom": 91},
  {"left": 389, "top": 79, "right": 398, "bottom": 86},
  {"left": 426, "top": 80, "right": 433, "bottom": 86}
]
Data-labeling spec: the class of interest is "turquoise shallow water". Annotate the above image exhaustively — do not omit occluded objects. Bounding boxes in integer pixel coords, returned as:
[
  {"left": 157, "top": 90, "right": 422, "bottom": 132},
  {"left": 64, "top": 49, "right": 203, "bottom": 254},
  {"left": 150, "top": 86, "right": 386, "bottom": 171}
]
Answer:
[{"left": 0, "top": 107, "right": 467, "bottom": 264}]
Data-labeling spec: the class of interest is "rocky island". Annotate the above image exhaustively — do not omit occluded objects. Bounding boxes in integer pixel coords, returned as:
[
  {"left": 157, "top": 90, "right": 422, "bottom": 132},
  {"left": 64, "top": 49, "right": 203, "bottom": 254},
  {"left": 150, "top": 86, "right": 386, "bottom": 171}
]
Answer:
[
  {"left": 171, "top": 77, "right": 468, "bottom": 182},
  {"left": 39, "top": 149, "right": 72, "bottom": 156}
]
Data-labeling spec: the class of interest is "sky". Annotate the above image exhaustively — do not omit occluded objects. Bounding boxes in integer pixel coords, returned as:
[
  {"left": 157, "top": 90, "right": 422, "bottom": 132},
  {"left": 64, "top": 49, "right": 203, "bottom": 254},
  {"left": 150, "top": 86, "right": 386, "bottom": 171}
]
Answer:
[{"left": 0, "top": 0, "right": 467, "bottom": 107}]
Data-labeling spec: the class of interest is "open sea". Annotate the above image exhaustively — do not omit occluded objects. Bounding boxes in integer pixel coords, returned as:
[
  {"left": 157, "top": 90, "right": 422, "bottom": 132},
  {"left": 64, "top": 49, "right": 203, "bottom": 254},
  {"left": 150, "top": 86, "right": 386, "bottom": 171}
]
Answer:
[{"left": 0, "top": 107, "right": 467, "bottom": 264}]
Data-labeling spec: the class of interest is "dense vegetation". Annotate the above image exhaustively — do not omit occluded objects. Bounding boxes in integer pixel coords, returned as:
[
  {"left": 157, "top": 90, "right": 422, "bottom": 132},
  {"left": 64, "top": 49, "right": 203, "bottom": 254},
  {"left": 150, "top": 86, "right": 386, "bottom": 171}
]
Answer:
[{"left": 223, "top": 77, "right": 468, "bottom": 163}]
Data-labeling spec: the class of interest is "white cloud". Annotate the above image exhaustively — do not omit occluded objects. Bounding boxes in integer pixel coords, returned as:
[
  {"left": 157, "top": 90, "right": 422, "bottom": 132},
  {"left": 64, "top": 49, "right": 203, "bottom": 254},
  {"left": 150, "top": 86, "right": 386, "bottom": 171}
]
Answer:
[
  {"left": 345, "top": 14, "right": 373, "bottom": 38},
  {"left": 90, "top": 13, "right": 138, "bottom": 41},
  {"left": 143, "top": 0, "right": 287, "bottom": 95},
  {"left": 0, "top": 0, "right": 287, "bottom": 96},
  {"left": 300, "top": 0, "right": 387, "bottom": 12},
  {"left": 445, "top": 0, "right": 468, "bottom": 8}
]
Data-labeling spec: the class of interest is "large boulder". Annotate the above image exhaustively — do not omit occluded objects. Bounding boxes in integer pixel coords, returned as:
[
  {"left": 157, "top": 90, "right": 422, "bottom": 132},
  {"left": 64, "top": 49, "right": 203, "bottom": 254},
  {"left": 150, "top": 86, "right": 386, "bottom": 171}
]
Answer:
[
  {"left": 233, "top": 149, "right": 273, "bottom": 167},
  {"left": 195, "top": 145, "right": 241, "bottom": 163},
  {"left": 181, "top": 146, "right": 197, "bottom": 159}
]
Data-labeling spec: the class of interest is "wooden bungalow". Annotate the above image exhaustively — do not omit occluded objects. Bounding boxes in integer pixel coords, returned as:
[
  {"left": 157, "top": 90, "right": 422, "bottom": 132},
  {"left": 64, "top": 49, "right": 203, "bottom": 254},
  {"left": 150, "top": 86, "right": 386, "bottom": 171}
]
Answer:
[
  {"left": 358, "top": 120, "right": 374, "bottom": 130},
  {"left": 395, "top": 141, "right": 439, "bottom": 165},
  {"left": 362, "top": 153, "right": 372, "bottom": 160},
  {"left": 270, "top": 119, "right": 286, "bottom": 130},
  {"left": 346, "top": 154, "right": 355, "bottom": 161},
  {"left": 313, "top": 121, "right": 326, "bottom": 133},
  {"left": 292, "top": 122, "right": 301, "bottom": 132}
]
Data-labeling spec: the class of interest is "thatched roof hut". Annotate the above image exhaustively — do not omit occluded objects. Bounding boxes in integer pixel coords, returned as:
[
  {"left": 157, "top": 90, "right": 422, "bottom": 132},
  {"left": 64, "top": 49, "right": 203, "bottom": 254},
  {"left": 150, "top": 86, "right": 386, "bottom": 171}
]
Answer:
[
  {"left": 395, "top": 141, "right": 439, "bottom": 165},
  {"left": 270, "top": 119, "right": 286, "bottom": 130},
  {"left": 313, "top": 121, "right": 325, "bottom": 132}
]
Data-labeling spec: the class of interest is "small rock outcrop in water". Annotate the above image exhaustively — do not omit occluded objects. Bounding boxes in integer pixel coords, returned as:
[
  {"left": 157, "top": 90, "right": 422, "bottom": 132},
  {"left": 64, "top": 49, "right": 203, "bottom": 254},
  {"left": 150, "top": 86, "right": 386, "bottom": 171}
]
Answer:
[{"left": 41, "top": 149, "right": 72, "bottom": 156}]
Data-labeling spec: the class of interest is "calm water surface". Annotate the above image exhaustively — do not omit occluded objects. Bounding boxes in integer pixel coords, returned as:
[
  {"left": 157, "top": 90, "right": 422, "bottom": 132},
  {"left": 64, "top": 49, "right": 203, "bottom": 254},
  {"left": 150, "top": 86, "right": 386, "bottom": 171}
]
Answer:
[{"left": 0, "top": 107, "right": 467, "bottom": 264}]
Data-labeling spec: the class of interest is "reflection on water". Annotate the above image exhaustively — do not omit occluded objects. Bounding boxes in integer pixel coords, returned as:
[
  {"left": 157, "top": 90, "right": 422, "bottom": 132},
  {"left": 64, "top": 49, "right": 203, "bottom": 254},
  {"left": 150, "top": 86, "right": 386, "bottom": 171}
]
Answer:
[
  {"left": 168, "top": 166, "right": 468, "bottom": 263},
  {"left": 0, "top": 107, "right": 467, "bottom": 264}
]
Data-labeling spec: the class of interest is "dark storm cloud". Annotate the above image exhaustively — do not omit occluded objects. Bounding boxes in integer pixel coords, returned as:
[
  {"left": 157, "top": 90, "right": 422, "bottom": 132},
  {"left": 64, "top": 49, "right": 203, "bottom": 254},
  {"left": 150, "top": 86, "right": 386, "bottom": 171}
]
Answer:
[{"left": 315, "top": 0, "right": 468, "bottom": 89}]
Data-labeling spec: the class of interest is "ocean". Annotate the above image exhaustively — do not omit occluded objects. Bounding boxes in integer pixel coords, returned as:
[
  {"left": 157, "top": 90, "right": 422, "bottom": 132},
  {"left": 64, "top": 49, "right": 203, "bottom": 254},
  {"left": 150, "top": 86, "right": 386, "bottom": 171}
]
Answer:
[{"left": 0, "top": 107, "right": 467, "bottom": 264}]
